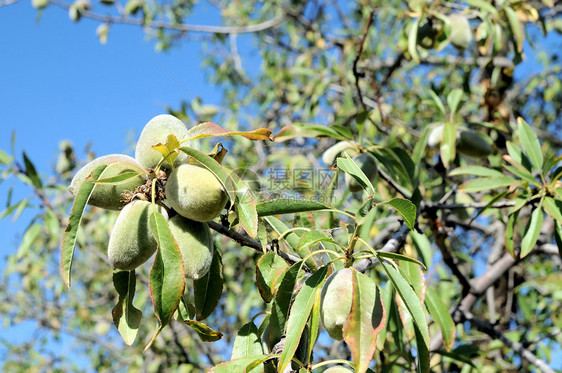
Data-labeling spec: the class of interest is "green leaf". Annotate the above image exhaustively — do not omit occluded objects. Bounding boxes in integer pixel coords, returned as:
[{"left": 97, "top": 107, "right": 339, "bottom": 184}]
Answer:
[
  {"left": 342, "top": 270, "right": 387, "bottom": 373},
  {"left": 231, "top": 321, "right": 264, "bottom": 367},
  {"left": 60, "top": 164, "right": 107, "bottom": 288},
  {"left": 264, "top": 216, "right": 300, "bottom": 251},
  {"left": 337, "top": 153, "right": 375, "bottom": 194},
  {"left": 297, "top": 230, "right": 338, "bottom": 251},
  {"left": 194, "top": 249, "right": 224, "bottom": 321},
  {"left": 377, "top": 252, "right": 426, "bottom": 270},
  {"left": 179, "top": 146, "right": 236, "bottom": 203},
  {"left": 23, "top": 152, "right": 42, "bottom": 189},
  {"left": 278, "top": 266, "right": 328, "bottom": 372},
  {"left": 543, "top": 197, "right": 562, "bottom": 225},
  {"left": 427, "top": 90, "right": 446, "bottom": 116},
  {"left": 410, "top": 230, "right": 432, "bottom": 268},
  {"left": 433, "top": 349, "right": 477, "bottom": 367},
  {"left": 384, "top": 198, "right": 417, "bottom": 230},
  {"left": 93, "top": 171, "right": 143, "bottom": 184},
  {"left": 408, "top": 18, "right": 420, "bottom": 64},
  {"left": 275, "top": 123, "right": 346, "bottom": 142},
  {"left": 381, "top": 262, "right": 429, "bottom": 349},
  {"left": 521, "top": 206, "right": 544, "bottom": 258},
  {"left": 505, "top": 7, "right": 523, "bottom": 53},
  {"left": 412, "top": 126, "right": 430, "bottom": 168},
  {"left": 554, "top": 221, "right": 562, "bottom": 257},
  {"left": 230, "top": 170, "right": 258, "bottom": 237},
  {"left": 505, "top": 210, "right": 519, "bottom": 257},
  {"left": 257, "top": 199, "right": 330, "bottom": 217},
  {"left": 185, "top": 122, "right": 274, "bottom": 141},
  {"left": 459, "top": 176, "right": 516, "bottom": 193},
  {"left": 399, "top": 261, "right": 426, "bottom": 300},
  {"left": 308, "top": 290, "right": 321, "bottom": 364},
  {"left": 516, "top": 117, "right": 543, "bottom": 171},
  {"left": 449, "top": 165, "right": 505, "bottom": 178},
  {"left": 209, "top": 355, "right": 270, "bottom": 373},
  {"left": 183, "top": 320, "right": 223, "bottom": 342},
  {"left": 256, "top": 252, "right": 290, "bottom": 303},
  {"left": 440, "top": 122, "right": 456, "bottom": 168},
  {"left": 466, "top": 0, "right": 498, "bottom": 15},
  {"left": 269, "top": 261, "right": 302, "bottom": 349},
  {"left": 112, "top": 271, "right": 142, "bottom": 346},
  {"left": 414, "top": 323, "right": 430, "bottom": 373},
  {"left": 447, "top": 88, "right": 464, "bottom": 120},
  {"left": 425, "top": 288, "right": 455, "bottom": 351},
  {"left": 0, "top": 149, "right": 12, "bottom": 165},
  {"left": 146, "top": 211, "right": 185, "bottom": 351},
  {"left": 17, "top": 223, "right": 41, "bottom": 259}
]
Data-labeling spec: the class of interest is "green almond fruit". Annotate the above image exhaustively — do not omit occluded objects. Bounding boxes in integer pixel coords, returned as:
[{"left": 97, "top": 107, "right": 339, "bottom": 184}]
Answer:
[
  {"left": 448, "top": 14, "right": 473, "bottom": 50},
  {"left": 108, "top": 200, "right": 168, "bottom": 270},
  {"left": 168, "top": 215, "right": 214, "bottom": 280},
  {"left": 135, "top": 114, "right": 189, "bottom": 170},
  {"left": 321, "top": 141, "right": 357, "bottom": 166},
  {"left": 69, "top": 154, "right": 147, "bottom": 210},
  {"left": 344, "top": 153, "right": 378, "bottom": 193},
  {"left": 166, "top": 163, "right": 228, "bottom": 222},
  {"left": 456, "top": 130, "right": 494, "bottom": 157},
  {"left": 320, "top": 268, "right": 353, "bottom": 340}
]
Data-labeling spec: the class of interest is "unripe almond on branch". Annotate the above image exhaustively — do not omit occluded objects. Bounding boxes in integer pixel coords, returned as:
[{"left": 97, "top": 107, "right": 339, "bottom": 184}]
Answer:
[
  {"left": 320, "top": 268, "right": 353, "bottom": 340},
  {"left": 108, "top": 200, "right": 168, "bottom": 270},
  {"left": 324, "top": 366, "right": 355, "bottom": 373},
  {"left": 168, "top": 215, "right": 214, "bottom": 280},
  {"left": 456, "top": 130, "right": 494, "bottom": 157},
  {"left": 166, "top": 163, "right": 228, "bottom": 222},
  {"left": 448, "top": 14, "right": 473, "bottom": 50},
  {"left": 135, "top": 114, "right": 189, "bottom": 170}
]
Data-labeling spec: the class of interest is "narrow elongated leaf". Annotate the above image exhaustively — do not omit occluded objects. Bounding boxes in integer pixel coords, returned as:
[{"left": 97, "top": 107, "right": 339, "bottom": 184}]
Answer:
[
  {"left": 112, "top": 271, "right": 142, "bottom": 345},
  {"left": 505, "top": 7, "right": 523, "bottom": 53},
  {"left": 183, "top": 320, "right": 223, "bottom": 342},
  {"left": 263, "top": 216, "right": 299, "bottom": 250},
  {"left": 381, "top": 262, "right": 429, "bottom": 349},
  {"left": 517, "top": 117, "right": 543, "bottom": 171},
  {"left": 308, "top": 290, "right": 321, "bottom": 363},
  {"left": 399, "top": 261, "right": 426, "bottom": 301},
  {"left": 384, "top": 198, "right": 417, "bottom": 230},
  {"left": 466, "top": 0, "right": 498, "bottom": 14},
  {"left": 278, "top": 266, "right": 328, "bottom": 372},
  {"left": 459, "top": 176, "right": 515, "bottom": 193},
  {"left": 297, "top": 230, "right": 337, "bottom": 251},
  {"left": 257, "top": 199, "right": 329, "bottom": 217},
  {"left": 408, "top": 18, "right": 420, "bottom": 63},
  {"left": 0, "top": 149, "right": 12, "bottom": 165},
  {"left": 543, "top": 197, "right": 562, "bottom": 225},
  {"left": 185, "top": 122, "right": 274, "bottom": 141},
  {"left": 146, "top": 211, "right": 185, "bottom": 351},
  {"left": 447, "top": 88, "right": 464, "bottom": 119},
  {"left": 194, "top": 249, "right": 223, "bottom": 321},
  {"left": 449, "top": 166, "right": 505, "bottom": 178},
  {"left": 61, "top": 164, "right": 107, "bottom": 288},
  {"left": 17, "top": 223, "right": 41, "bottom": 259},
  {"left": 414, "top": 323, "right": 430, "bottom": 373},
  {"left": 230, "top": 170, "right": 258, "bottom": 237},
  {"left": 343, "top": 270, "right": 387, "bottom": 373},
  {"left": 231, "top": 321, "right": 264, "bottom": 364},
  {"left": 256, "top": 252, "right": 290, "bottom": 303},
  {"left": 425, "top": 288, "right": 455, "bottom": 351},
  {"left": 410, "top": 230, "right": 432, "bottom": 268},
  {"left": 23, "top": 151, "right": 42, "bottom": 189},
  {"left": 377, "top": 252, "right": 426, "bottom": 270},
  {"left": 505, "top": 210, "right": 519, "bottom": 257},
  {"left": 337, "top": 154, "right": 375, "bottom": 195},
  {"left": 210, "top": 355, "right": 270, "bottom": 373},
  {"left": 93, "top": 171, "right": 143, "bottom": 184},
  {"left": 521, "top": 206, "right": 544, "bottom": 258},
  {"left": 554, "top": 221, "right": 562, "bottom": 256},
  {"left": 412, "top": 126, "right": 430, "bottom": 168},
  {"left": 269, "top": 261, "right": 302, "bottom": 349},
  {"left": 428, "top": 90, "right": 446, "bottom": 116},
  {"left": 275, "top": 123, "right": 346, "bottom": 142},
  {"left": 440, "top": 122, "right": 456, "bottom": 168}
]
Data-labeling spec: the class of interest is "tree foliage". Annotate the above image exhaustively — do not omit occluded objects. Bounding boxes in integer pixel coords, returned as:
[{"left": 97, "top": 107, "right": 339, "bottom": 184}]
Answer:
[{"left": 1, "top": 0, "right": 562, "bottom": 372}]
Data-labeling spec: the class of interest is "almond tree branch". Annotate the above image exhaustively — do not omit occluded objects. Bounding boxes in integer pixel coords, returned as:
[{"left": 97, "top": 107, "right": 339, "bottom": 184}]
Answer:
[{"left": 48, "top": 0, "right": 286, "bottom": 35}]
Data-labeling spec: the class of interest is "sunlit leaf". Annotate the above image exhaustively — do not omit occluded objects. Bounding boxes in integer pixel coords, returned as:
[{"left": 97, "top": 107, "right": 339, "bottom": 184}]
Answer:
[
  {"left": 194, "top": 249, "right": 223, "bottom": 321},
  {"left": 185, "top": 122, "right": 274, "bottom": 141},
  {"left": 112, "top": 271, "right": 142, "bottom": 346}
]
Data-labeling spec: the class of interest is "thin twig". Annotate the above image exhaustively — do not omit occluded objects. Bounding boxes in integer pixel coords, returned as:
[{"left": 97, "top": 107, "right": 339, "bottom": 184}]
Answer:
[{"left": 352, "top": 10, "right": 374, "bottom": 111}]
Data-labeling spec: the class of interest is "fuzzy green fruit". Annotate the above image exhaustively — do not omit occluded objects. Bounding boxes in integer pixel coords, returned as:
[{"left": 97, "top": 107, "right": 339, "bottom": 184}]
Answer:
[
  {"left": 322, "top": 141, "right": 356, "bottom": 166},
  {"left": 320, "top": 268, "right": 353, "bottom": 340},
  {"left": 168, "top": 215, "right": 213, "bottom": 280},
  {"left": 344, "top": 153, "right": 378, "bottom": 193},
  {"left": 456, "top": 130, "right": 494, "bottom": 157},
  {"left": 69, "top": 154, "right": 147, "bottom": 210},
  {"left": 135, "top": 114, "right": 189, "bottom": 170},
  {"left": 166, "top": 163, "right": 228, "bottom": 222},
  {"left": 449, "top": 14, "right": 473, "bottom": 50},
  {"left": 324, "top": 367, "right": 355, "bottom": 373},
  {"left": 108, "top": 200, "right": 168, "bottom": 270}
]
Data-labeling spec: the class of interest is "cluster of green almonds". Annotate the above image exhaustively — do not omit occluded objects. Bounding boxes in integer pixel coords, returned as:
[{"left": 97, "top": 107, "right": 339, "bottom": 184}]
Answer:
[{"left": 68, "top": 115, "right": 228, "bottom": 277}]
